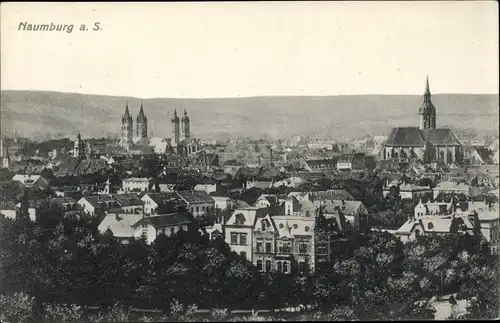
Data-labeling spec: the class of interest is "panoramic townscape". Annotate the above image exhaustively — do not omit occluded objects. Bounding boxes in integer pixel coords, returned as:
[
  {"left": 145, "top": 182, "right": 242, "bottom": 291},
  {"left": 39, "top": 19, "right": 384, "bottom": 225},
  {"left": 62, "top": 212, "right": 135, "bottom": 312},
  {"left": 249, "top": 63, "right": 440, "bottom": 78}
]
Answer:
[{"left": 1, "top": 2, "right": 499, "bottom": 322}]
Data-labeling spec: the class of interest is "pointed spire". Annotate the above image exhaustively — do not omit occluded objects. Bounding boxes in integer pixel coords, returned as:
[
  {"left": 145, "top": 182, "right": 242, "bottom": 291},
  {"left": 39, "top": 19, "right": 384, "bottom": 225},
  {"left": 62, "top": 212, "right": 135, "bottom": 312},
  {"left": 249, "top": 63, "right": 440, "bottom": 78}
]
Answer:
[
  {"left": 425, "top": 74, "right": 430, "bottom": 93},
  {"left": 184, "top": 109, "right": 188, "bottom": 116}
]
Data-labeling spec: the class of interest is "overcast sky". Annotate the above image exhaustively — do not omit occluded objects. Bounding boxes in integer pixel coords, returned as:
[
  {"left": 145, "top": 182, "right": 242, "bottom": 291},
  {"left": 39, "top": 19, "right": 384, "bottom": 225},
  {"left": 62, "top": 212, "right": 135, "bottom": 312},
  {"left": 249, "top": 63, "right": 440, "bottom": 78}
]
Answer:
[{"left": 1, "top": 1, "right": 498, "bottom": 98}]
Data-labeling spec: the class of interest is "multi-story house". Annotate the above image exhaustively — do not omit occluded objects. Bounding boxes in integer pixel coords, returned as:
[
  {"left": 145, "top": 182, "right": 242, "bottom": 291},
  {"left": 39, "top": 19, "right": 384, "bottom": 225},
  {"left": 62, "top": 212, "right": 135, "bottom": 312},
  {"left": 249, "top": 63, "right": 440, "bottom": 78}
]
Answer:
[
  {"left": 131, "top": 213, "right": 192, "bottom": 244},
  {"left": 433, "top": 181, "right": 470, "bottom": 199},
  {"left": 122, "top": 177, "right": 153, "bottom": 193},
  {"left": 176, "top": 190, "right": 215, "bottom": 218},
  {"left": 225, "top": 205, "right": 336, "bottom": 274}
]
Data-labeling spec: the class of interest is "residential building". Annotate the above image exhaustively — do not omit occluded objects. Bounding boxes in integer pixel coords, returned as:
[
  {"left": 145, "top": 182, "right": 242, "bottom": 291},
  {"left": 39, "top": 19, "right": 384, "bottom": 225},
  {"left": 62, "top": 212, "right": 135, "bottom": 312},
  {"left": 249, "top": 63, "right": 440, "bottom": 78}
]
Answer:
[
  {"left": 212, "top": 196, "right": 236, "bottom": 211},
  {"left": 383, "top": 180, "right": 433, "bottom": 200},
  {"left": 194, "top": 183, "right": 218, "bottom": 194},
  {"left": 414, "top": 199, "right": 453, "bottom": 217},
  {"left": 122, "top": 177, "right": 153, "bottom": 193},
  {"left": 394, "top": 215, "right": 474, "bottom": 243},
  {"left": 131, "top": 213, "right": 192, "bottom": 244},
  {"left": 141, "top": 192, "right": 179, "bottom": 215},
  {"left": 471, "top": 147, "right": 496, "bottom": 165},
  {"left": 77, "top": 195, "right": 116, "bottom": 216},
  {"left": 433, "top": 181, "right": 471, "bottom": 199},
  {"left": 254, "top": 194, "right": 280, "bottom": 208},
  {"left": 175, "top": 190, "right": 215, "bottom": 218},
  {"left": 98, "top": 213, "right": 143, "bottom": 244},
  {"left": 112, "top": 194, "right": 144, "bottom": 214},
  {"left": 11, "top": 174, "right": 49, "bottom": 189},
  {"left": 336, "top": 153, "right": 367, "bottom": 171}
]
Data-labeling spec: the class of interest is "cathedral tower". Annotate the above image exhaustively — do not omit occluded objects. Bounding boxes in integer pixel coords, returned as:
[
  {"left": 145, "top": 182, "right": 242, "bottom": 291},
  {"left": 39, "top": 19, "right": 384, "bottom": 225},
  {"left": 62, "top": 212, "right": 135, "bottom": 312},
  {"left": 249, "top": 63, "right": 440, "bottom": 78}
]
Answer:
[
  {"left": 136, "top": 101, "right": 148, "bottom": 141},
  {"left": 171, "top": 109, "right": 180, "bottom": 144},
  {"left": 419, "top": 75, "right": 436, "bottom": 130},
  {"left": 73, "top": 133, "right": 85, "bottom": 159},
  {"left": 181, "top": 109, "right": 191, "bottom": 141},
  {"left": 121, "top": 102, "right": 133, "bottom": 148}
]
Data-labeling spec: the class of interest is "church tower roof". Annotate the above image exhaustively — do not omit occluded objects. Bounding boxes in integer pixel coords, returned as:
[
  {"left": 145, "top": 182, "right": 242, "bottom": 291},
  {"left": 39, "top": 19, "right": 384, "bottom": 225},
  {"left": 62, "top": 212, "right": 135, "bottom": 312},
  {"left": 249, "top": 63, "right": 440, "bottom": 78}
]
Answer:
[
  {"left": 171, "top": 109, "right": 180, "bottom": 122},
  {"left": 122, "top": 101, "right": 132, "bottom": 122},
  {"left": 137, "top": 101, "right": 147, "bottom": 122},
  {"left": 419, "top": 75, "right": 436, "bottom": 115},
  {"left": 181, "top": 109, "right": 190, "bottom": 122}
]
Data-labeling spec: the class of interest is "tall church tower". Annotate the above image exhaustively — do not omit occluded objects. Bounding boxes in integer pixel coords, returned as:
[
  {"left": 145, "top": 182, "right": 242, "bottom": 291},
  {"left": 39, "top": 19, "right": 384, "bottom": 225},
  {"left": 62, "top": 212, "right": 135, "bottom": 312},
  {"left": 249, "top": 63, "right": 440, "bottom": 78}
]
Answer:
[
  {"left": 181, "top": 109, "right": 191, "bottom": 141},
  {"left": 121, "top": 102, "right": 133, "bottom": 149},
  {"left": 136, "top": 101, "right": 148, "bottom": 141},
  {"left": 171, "top": 109, "right": 180, "bottom": 144},
  {"left": 73, "top": 133, "right": 85, "bottom": 159},
  {"left": 419, "top": 75, "right": 436, "bottom": 130}
]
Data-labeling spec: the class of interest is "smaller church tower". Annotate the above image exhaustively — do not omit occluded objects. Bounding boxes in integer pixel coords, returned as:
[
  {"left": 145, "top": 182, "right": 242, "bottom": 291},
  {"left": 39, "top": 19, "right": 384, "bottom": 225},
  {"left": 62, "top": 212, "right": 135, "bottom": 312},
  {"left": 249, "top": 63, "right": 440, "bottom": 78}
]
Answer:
[
  {"left": 121, "top": 101, "right": 133, "bottom": 149},
  {"left": 419, "top": 75, "right": 437, "bottom": 130},
  {"left": 73, "top": 133, "right": 85, "bottom": 159},
  {"left": 136, "top": 101, "right": 148, "bottom": 141},
  {"left": 171, "top": 109, "right": 180, "bottom": 144},
  {"left": 181, "top": 109, "right": 191, "bottom": 141}
]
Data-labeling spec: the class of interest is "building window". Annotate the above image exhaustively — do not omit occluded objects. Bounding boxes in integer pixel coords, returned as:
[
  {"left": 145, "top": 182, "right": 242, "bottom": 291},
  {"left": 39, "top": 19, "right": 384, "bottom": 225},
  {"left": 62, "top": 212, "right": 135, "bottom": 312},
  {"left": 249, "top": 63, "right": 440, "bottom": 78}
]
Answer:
[
  {"left": 257, "top": 259, "right": 263, "bottom": 271},
  {"left": 170, "top": 227, "right": 175, "bottom": 235},
  {"left": 230, "top": 232, "right": 238, "bottom": 245},
  {"left": 283, "top": 261, "right": 289, "bottom": 274},
  {"left": 265, "top": 259, "right": 272, "bottom": 272},
  {"left": 304, "top": 226, "right": 310, "bottom": 232},
  {"left": 299, "top": 242, "right": 308, "bottom": 254},
  {"left": 428, "top": 222, "right": 434, "bottom": 230},
  {"left": 239, "top": 233, "right": 247, "bottom": 245},
  {"left": 299, "top": 261, "right": 308, "bottom": 273},
  {"left": 235, "top": 214, "right": 245, "bottom": 225},
  {"left": 415, "top": 229, "right": 421, "bottom": 237},
  {"left": 196, "top": 206, "right": 199, "bottom": 213},
  {"left": 256, "top": 241, "right": 263, "bottom": 253},
  {"left": 142, "top": 224, "right": 148, "bottom": 229},
  {"left": 279, "top": 223, "right": 284, "bottom": 229},
  {"left": 240, "top": 251, "right": 247, "bottom": 259},
  {"left": 262, "top": 219, "right": 270, "bottom": 231},
  {"left": 278, "top": 242, "right": 291, "bottom": 254},
  {"left": 277, "top": 261, "right": 283, "bottom": 272},
  {"left": 265, "top": 241, "right": 272, "bottom": 253},
  {"left": 293, "top": 224, "right": 298, "bottom": 229}
]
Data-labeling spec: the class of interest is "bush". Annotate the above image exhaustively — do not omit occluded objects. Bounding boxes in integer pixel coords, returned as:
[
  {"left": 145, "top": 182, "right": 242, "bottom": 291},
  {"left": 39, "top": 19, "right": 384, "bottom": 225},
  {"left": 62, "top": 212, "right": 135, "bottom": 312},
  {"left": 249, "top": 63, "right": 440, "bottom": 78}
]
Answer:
[
  {"left": 0, "top": 293, "right": 35, "bottom": 323},
  {"left": 88, "top": 303, "right": 131, "bottom": 322},
  {"left": 41, "top": 303, "right": 83, "bottom": 322}
]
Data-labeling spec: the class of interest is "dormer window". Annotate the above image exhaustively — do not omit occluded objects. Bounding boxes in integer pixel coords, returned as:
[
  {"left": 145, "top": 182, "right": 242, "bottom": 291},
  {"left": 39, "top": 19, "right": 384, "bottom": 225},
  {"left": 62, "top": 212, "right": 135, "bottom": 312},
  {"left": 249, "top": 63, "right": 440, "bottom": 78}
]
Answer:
[
  {"left": 293, "top": 224, "right": 298, "bottom": 229},
  {"left": 235, "top": 214, "right": 246, "bottom": 225},
  {"left": 261, "top": 219, "right": 270, "bottom": 231},
  {"left": 428, "top": 222, "right": 434, "bottom": 230},
  {"left": 279, "top": 223, "right": 284, "bottom": 229}
]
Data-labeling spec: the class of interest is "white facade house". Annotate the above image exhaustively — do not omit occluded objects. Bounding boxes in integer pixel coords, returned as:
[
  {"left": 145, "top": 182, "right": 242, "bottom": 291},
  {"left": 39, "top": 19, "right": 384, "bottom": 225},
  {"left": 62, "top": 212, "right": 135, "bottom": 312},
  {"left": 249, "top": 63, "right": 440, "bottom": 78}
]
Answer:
[
  {"left": 212, "top": 196, "right": 235, "bottom": 211},
  {"left": 122, "top": 177, "right": 152, "bottom": 193},
  {"left": 193, "top": 183, "right": 218, "bottom": 194},
  {"left": 131, "top": 213, "right": 191, "bottom": 244},
  {"left": 98, "top": 213, "right": 143, "bottom": 244},
  {"left": 383, "top": 180, "right": 433, "bottom": 200},
  {"left": 433, "top": 181, "right": 470, "bottom": 199},
  {"left": 225, "top": 207, "right": 266, "bottom": 262}
]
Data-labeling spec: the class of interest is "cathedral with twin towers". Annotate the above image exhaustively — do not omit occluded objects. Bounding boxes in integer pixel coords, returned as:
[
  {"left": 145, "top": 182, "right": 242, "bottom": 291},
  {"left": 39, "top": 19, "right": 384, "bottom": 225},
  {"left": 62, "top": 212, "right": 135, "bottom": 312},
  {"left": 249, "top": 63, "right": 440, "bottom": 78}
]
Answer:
[{"left": 119, "top": 101, "right": 201, "bottom": 156}]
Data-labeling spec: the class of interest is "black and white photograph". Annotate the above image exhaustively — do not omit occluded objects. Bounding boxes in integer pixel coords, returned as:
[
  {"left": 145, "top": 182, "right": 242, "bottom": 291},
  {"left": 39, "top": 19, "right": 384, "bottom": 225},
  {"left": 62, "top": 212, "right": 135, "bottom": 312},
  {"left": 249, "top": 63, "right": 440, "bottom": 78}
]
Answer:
[{"left": 0, "top": 1, "right": 499, "bottom": 321}]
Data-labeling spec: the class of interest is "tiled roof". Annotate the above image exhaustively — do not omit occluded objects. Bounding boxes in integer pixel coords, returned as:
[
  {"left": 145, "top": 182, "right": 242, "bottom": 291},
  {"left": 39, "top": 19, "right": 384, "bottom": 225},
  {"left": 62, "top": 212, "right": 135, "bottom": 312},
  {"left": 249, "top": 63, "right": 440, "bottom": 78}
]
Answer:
[
  {"left": 112, "top": 194, "right": 144, "bottom": 207},
  {"left": 422, "top": 129, "right": 461, "bottom": 146},
  {"left": 132, "top": 213, "right": 192, "bottom": 229},
  {"left": 98, "top": 213, "right": 143, "bottom": 237},
  {"left": 176, "top": 190, "right": 214, "bottom": 204},
  {"left": 385, "top": 127, "right": 426, "bottom": 147},
  {"left": 473, "top": 148, "right": 495, "bottom": 164}
]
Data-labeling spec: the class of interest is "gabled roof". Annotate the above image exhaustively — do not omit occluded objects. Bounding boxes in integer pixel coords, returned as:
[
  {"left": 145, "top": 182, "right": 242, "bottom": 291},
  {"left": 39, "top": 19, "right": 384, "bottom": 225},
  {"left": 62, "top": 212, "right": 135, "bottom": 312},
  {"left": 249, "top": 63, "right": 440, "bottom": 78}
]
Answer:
[
  {"left": 473, "top": 147, "right": 495, "bottom": 164},
  {"left": 176, "top": 190, "right": 214, "bottom": 204},
  {"left": 421, "top": 129, "right": 461, "bottom": 146},
  {"left": 112, "top": 194, "right": 144, "bottom": 207},
  {"left": 98, "top": 213, "right": 143, "bottom": 237},
  {"left": 132, "top": 213, "right": 192, "bottom": 229},
  {"left": 385, "top": 127, "right": 426, "bottom": 147}
]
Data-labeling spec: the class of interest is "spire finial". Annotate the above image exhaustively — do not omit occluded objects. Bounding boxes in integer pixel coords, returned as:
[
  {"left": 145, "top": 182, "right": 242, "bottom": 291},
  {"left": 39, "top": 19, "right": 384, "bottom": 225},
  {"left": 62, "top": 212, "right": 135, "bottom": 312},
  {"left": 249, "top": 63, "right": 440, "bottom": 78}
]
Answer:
[
  {"left": 425, "top": 75, "right": 430, "bottom": 93},
  {"left": 184, "top": 108, "right": 187, "bottom": 115}
]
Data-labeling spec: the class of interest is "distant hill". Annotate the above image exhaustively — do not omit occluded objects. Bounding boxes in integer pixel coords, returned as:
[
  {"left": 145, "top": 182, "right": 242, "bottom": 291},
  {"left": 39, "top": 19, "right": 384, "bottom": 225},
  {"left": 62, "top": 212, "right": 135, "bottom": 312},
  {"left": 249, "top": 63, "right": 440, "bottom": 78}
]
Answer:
[{"left": 0, "top": 90, "right": 498, "bottom": 141}]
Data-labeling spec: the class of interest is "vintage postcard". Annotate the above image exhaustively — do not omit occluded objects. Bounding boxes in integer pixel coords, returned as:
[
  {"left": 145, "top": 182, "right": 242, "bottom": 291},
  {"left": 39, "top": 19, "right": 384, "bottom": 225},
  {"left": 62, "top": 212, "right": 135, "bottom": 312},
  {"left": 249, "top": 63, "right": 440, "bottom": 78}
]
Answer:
[{"left": 0, "top": 1, "right": 498, "bottom": 321}]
